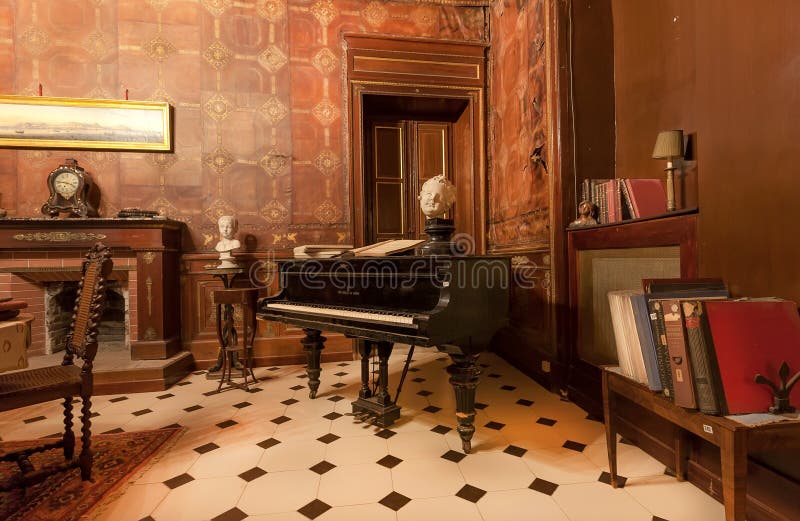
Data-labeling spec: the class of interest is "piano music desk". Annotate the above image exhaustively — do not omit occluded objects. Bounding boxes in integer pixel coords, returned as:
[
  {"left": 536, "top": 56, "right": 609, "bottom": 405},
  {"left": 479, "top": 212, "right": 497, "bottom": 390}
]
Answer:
[{"left": 602, "top": 367, "right": 800, "bottom": 521}]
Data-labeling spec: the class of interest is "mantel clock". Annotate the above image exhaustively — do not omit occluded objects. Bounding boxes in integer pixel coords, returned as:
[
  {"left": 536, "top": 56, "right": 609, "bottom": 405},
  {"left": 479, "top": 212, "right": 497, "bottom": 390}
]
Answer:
[{"left": 42, "top": 159, "right": 99, "bottom": 217}]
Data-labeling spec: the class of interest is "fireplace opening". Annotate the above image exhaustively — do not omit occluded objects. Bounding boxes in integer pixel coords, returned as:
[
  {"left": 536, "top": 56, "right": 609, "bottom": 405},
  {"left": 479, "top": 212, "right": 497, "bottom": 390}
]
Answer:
[{"left": 45, "top": 281, "right": 129, "bottom": 354}]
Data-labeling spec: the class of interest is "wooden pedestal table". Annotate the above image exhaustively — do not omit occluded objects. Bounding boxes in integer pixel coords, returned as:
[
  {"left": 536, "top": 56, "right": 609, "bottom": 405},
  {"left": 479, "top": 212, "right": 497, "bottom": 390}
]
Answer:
[{"left": 602, "top": 367, "right": 800, "bottom": 521}]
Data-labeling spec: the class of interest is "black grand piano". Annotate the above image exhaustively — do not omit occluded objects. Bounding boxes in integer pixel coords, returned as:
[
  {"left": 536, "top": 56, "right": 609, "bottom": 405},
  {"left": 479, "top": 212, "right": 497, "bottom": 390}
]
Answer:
[{"left": 256, "top": 255, "right": 509, "bottom": 452}]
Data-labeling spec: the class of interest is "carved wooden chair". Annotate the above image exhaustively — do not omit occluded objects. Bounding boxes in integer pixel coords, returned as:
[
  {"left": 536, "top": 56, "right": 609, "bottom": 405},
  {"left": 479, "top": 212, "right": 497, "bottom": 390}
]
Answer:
[{"left": 0, "top": 243, "right": 113, "bottom": 491}]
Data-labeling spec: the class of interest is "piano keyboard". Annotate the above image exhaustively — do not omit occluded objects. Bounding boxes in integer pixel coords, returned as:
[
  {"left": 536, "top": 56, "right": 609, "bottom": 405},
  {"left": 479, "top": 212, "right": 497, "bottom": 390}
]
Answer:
[{"left": 266, "top": 302, "right": 416, "bottom": 326}]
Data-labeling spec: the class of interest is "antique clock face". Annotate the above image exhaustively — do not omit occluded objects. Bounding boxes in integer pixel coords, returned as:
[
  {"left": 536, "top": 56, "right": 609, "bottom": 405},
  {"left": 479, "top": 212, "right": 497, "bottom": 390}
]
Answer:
[
  {"left": 54, "top": 170, "right": 80, "bottom": 198},
  {"left": 42, "top": 159, "right": 99, "bottom": 218}
]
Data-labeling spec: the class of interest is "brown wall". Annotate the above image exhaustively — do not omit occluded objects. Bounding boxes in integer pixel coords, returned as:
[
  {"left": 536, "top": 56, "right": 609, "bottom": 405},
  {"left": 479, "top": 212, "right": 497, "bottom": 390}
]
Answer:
[
  {"left": 0, "top": 0, "right": 485, "bottom": 252},
  {"left": 612, "top": 0, "right": 800, "bottom": 303}
]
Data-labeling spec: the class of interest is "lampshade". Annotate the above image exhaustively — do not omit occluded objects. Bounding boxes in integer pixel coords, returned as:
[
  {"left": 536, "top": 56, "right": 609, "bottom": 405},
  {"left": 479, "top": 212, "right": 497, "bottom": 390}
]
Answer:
[{"left": 652, "top": 130, "right": 684, "bottom": 159}]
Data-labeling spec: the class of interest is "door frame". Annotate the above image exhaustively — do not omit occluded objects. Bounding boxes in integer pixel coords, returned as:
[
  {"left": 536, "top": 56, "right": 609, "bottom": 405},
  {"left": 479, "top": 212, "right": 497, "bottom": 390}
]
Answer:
[{"left": 344, "top": 35, "right": 488, "bottom": 252}]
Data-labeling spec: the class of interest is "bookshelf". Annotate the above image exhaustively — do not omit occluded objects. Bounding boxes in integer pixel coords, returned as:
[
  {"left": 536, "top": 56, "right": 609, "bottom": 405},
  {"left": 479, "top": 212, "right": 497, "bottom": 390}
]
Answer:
[{"left": 565, "top": 211, "right": 698, "bottom": 415}]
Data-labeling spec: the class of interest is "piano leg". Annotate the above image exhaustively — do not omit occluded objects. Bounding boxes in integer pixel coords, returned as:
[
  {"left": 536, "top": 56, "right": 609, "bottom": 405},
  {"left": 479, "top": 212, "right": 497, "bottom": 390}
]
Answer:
[
  {"left": 357, "top": 340, "right": 372, "bottom": 399},
  {"left": 445, "top": 352, "right": 481, "bottom": 454},
  {"left": 301, "top": 328, "right": 326, "bottom": 399}
]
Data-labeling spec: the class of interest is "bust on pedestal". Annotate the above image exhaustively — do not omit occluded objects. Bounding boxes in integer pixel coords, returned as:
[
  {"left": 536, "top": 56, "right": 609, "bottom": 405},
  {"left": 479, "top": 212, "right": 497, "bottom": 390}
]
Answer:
[
  {"left": 215, "top": 215, "right": 240, "bottom": 268},
  {"left": 416, "top": 175, "right": 457, "bottom": 256}
]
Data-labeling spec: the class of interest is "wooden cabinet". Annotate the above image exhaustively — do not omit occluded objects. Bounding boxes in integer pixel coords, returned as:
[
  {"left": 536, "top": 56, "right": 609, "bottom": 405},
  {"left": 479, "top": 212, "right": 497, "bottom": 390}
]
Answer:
[{"left": 565, "top": 211, "right": 698, "bottom": 414}]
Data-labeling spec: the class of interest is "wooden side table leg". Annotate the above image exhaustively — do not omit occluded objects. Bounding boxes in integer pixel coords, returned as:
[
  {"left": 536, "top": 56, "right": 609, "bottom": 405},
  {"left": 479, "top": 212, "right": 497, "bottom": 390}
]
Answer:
[
  {"left": 674, "top": 427, "right": 689, "bottom": 481},
  {"left": 602, "top": 370, "right": 619, "bottom": 488},
  {"left": 720, "top": 428, "right": 747, "bottom": 521}
]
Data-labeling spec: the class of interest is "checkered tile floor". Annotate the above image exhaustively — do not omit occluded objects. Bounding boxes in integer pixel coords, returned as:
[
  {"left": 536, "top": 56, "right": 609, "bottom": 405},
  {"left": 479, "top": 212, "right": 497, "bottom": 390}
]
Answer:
[{"left": 0, "top": 348, "right": 724, "bottom": 521}]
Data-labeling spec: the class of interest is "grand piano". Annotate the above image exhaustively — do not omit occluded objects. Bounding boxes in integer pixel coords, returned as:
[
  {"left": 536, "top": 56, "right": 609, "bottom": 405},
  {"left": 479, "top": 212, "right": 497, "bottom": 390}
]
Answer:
[{"left": 256, "top": 255, "right": 510, "bottom": 452}]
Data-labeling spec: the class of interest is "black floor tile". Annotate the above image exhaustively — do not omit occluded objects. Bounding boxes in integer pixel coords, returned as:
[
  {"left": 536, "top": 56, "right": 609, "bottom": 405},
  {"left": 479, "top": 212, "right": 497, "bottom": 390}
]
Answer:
[
  {"left": 529, "top": 478, "right": 558, "bottom": 496},
  {"left": 516, "top": 398, "right": 534, "bottom": 407},
  {"left": 331, "top": 382, "right": 346, "bottom": 388},
  {"left": 474, "top": 402, "right": 488, "bottom": 410},
  {"left": 504, "top": 445, "right": 527, "bottom": 457},
  {"left": 431, "top": 425, "right": 452, "bottom": 435},
  {"left": 239, "top": 467, "right": 267, "bottom": 482},
  {"left": 599, "top": 471, "right": 627, "bottom": 488},
  {"left": 233, "top": 401, "right": 252, "bottom": 409},
  {"left": 376, "top": 454, "right": 403, "bottom": 468},
  {"left": 423, "top": 405, "right": 442, "bottom": 413},
  {"left": 456, "top": 484, "right": 486, "bottom": 503},
  {"left": 164, "top": 473, "right": 194, "bottom": 489},
  {"left": 194, "top": 442, "right": 220, "bottom": 454},
  {"left": 298, "top": 499, "right": 332, "bottom": 520},
  {"left": 416, "top": 390, "right": 433, "bottom": 397},
  {"left": 132, "top": 409, "right": 153, "bottom": 416},
  {"left": 156, "top": 393, "right": 174, "bottom": 400},
  {"left": 212, "top": 507, "right": 248, "bottom": 521},
  {"left": 441, "top": 450, "right": 466, "bottom": 463},
  {"left": 109, "top": 396, "right": 129, "bottom": 403},
  {"left": 500, "top": 385, "right": 516, "bottom": 391},
  {"left": 257, "top": 438, "right": 281, "bottom": 449},
  {"left": 184, "top": 405, "right": 203, "bottom": 412},
  {"left": 484, "top": 421, "right": 505, "bottom": 430},
  {"left": 327, "top": 395, "right": 345, "bottom": 402},
  {"left": 290, "top": 385, "right": 305, "bottom": 391},
  {"left": 216, "top": 419, "right": 238, "bottom": 429},
  {"left": 309, "top": 460, "right": 336, "bottom": 475},
  {"left": 271, "top": 415, "right": 291, "bottom": 425},
  {"left": 379, "top": 491, "right": 411, "bottom": 511},
  {"left": 536, "top": 417, "right": 557, "bottom": 426},
  {"left": 323, "top": 412, "right": 343, "bottom": 420},
  {"left": 317, "top": 433, "right": 340, "bottom": 444},
  {"left": 563, "top": 440, "right": 587, "bottom": 452},
  {"left": 282, "top": 398, "right": 299, "bottom": 406},
  {"left": 102, "top": 427, "right": 125, "bottom": 434},
  {"left": 23, "top": 416, "right": 46, "bottom": 424},
  {"left": 374, "top": 429, "right": 396, "bottom": 439}
]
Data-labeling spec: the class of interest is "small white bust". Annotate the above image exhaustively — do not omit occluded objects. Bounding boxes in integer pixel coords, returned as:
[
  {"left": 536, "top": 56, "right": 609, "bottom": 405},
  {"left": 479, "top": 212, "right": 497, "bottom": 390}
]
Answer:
[
  {"left": 418, "top": 175, "right": 457, "bottom": 219},
  {"left": 215, "top": 215, "right": 240, "bottom": 268}
]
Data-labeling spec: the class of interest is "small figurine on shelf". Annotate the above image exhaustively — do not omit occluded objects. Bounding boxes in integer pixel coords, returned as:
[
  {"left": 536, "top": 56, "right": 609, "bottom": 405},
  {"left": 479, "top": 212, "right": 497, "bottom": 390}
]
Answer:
[
  {"left": 215, "top": 215, "right": 241, "bottom": 268},
  {"left": 568, "top": 200, "right": 599, "bottom": 228}
]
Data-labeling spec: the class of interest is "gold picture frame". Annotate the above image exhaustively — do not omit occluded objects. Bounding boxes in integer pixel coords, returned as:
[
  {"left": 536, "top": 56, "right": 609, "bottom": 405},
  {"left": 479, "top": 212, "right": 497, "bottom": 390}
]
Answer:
[{"left": 0, "top": 95, "right": 171, "bottom": 151}]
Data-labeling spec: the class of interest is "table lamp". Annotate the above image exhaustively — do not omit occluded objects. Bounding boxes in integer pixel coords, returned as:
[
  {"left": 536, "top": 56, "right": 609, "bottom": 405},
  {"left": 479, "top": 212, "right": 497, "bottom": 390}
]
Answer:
[{"left": 652, "top": 130, "right": 684, "bottom": 212}]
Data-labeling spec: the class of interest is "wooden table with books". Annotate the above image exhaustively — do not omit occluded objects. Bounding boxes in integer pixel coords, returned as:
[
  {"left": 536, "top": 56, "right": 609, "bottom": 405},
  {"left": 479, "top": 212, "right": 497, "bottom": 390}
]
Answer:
[{"left": 602, "top": 366, "right": 800, "bottom": 521}]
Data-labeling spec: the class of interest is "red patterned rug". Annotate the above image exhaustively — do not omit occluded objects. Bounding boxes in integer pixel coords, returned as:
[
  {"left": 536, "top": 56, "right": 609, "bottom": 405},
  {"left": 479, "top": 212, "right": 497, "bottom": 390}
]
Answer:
[{"left": 0, "top": 427, "right": 182, "bottom": 521}]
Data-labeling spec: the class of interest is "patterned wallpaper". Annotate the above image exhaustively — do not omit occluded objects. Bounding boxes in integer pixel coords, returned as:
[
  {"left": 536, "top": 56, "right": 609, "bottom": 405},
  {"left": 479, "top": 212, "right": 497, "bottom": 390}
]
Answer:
[
  {"left": 0, "top": 0, "right": 485, "bottom": 251},
  {"left": 486, "top": 0, "right": 550, "bottom": 252}
]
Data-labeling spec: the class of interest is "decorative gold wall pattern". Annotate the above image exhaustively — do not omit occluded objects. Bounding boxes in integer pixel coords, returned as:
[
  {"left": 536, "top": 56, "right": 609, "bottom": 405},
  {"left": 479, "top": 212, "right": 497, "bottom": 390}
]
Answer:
[
  {"left": 0, "top": 0, "right": 485, "bottom": 251},
  {"left": 486, "top": 0, "right": 550, "bottom": 252}
]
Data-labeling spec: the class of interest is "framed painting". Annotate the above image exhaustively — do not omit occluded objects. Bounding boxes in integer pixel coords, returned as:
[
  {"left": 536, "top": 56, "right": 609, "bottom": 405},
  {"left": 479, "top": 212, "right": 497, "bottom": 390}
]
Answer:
[{"left": 0, "top": 95, "right": 171, "bottom": 151}]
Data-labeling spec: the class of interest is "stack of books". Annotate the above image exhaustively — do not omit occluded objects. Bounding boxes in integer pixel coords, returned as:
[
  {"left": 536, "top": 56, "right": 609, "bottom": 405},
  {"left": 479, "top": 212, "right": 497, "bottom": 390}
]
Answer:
[
  {"left": 581, "top": 178, "right": 667, "bottom": 224},
  {"left": 608, "top": 278, "right": 800, "bottom": 415}
]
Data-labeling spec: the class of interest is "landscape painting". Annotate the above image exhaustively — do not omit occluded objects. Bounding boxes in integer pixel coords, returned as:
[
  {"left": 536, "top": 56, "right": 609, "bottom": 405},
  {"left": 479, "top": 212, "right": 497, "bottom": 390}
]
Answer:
[{"left": 0, "top": 95, "right": 171, "bottom": 151}]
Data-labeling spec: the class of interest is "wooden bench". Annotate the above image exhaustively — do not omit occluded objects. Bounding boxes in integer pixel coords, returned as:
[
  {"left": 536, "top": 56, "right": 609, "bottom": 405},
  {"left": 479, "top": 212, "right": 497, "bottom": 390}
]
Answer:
[{"left": 602, "top": 367, "right": 800, "bottom": 521}]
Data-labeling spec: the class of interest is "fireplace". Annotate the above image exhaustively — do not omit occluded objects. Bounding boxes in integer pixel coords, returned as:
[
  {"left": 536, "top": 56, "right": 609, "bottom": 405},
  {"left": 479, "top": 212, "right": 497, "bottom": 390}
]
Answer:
[
  {"left": 0, "top": 218, "right": 184, "bottom": 360},
  {"left": 44, "top": 280, "right": 129, "bottom": 354}
]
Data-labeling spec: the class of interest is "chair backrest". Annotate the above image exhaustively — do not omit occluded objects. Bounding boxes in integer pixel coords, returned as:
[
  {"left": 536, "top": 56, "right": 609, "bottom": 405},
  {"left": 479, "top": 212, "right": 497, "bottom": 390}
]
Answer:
[{"left": 63, "top": 243, "right": 113, "bottom": 367}]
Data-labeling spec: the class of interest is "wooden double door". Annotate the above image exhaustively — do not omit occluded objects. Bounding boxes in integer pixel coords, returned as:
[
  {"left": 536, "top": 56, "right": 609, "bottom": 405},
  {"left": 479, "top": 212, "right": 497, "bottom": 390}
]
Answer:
[{"left": 364, "top": 119, "right": 452, "bottom": 243}]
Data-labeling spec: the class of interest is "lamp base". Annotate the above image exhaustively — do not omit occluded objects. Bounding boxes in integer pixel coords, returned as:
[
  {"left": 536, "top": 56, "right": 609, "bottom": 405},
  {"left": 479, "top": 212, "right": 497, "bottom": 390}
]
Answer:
[{"left": 665, "top": 167, "right": 677, "bottom": 212}]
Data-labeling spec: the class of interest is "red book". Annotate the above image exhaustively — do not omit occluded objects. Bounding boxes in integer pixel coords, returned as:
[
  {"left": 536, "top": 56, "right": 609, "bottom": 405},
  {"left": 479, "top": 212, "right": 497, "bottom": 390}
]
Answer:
[
  {"left": 624, "top": 179, "right": 667, "bottom": 218},
  {"left": 705, "top": 299, "right": 800, "bottom": 414}
]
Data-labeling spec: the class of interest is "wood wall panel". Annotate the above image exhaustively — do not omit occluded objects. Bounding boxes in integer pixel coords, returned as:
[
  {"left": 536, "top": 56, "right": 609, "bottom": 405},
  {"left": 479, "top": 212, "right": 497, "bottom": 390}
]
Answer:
[
  {"left": 0, "top": 0, "right": 485, "bottom": 253},
  {"left": 487, "top": 0, "right": 549, "bottom": 252}
]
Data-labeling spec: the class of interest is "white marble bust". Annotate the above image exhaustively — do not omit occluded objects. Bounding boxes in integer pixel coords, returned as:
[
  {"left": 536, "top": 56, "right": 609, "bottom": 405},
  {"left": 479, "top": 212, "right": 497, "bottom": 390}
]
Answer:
[
  {"left": 418, "top": 175, "right": 457, "bottom": 219},
  {"left": 215, "top": 215, "right": 240, "bottom": 268}
]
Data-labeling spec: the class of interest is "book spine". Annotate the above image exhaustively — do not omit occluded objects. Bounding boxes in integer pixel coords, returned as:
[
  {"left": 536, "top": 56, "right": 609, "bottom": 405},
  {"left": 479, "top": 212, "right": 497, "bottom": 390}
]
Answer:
[
  {"left": 682, "top": 301, "right": 726, "bottom": 415},
  {"left": 619, "top": 178, "right": 636, "bottom": 220},
  {"left": 632, "top": 294, "right": 662, "bottom": 391},
  {"left": 625, "top": 179, "right": 642, "bottom": 218},
  {"left": 648, "top": 299, "right": 675, "bottom": 400},
  {"left": 661, "top": 299, "right": 697, "bottom": 408},
  {"left": 581, "top": 178, "right": 590, "bottom": 203}
]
